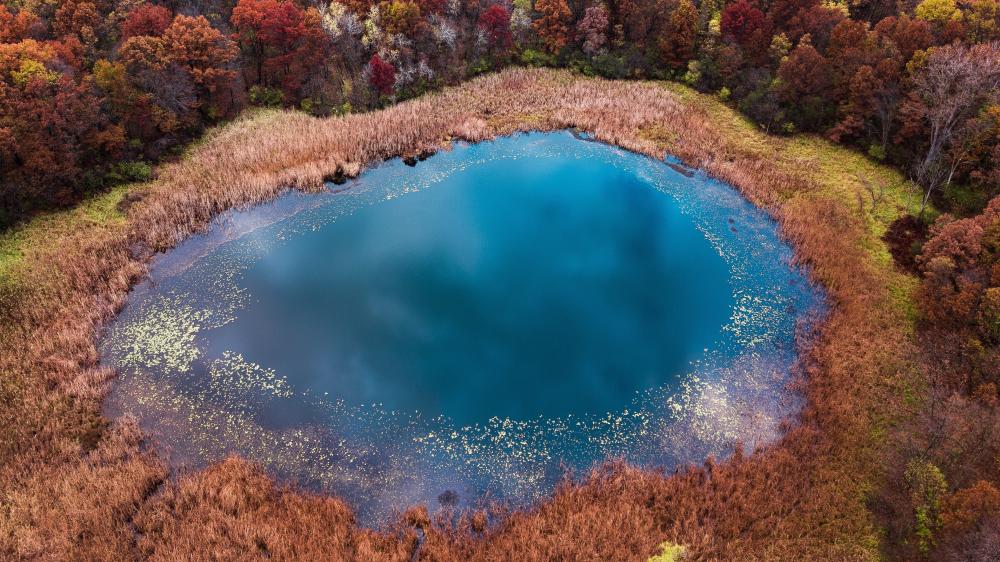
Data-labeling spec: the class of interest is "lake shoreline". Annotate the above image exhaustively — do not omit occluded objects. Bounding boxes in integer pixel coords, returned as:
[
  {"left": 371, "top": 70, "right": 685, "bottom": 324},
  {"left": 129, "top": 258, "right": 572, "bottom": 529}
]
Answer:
[
  {"left": 99, "top": 131, "right": 823, "bottom": 525},
  {"left": 0, "top": 69, "right": 920, "bottom": 560}
]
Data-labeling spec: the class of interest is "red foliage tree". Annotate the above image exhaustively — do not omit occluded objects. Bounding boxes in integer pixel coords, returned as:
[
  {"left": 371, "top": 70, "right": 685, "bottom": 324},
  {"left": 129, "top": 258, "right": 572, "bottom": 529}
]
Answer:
[
  {"left": 120, "top": 4, "right": 173, "bottom": 40},
  {"left": 720, "top": 0, "right": 765, "bottom": 44},
  {"left": 784, "top": 3, "right": 847, "bottom": 51},
  {"left": 231, "top": 0, "right": 330, "bottom": 100},
  {"left": 767, "top": 0, "right": 820, "bottom": 29},
  {"left": 938, "top": 480, "right": 1000, "bottom": 559},
  {"left": 659, "top": 0, "right": 698, "bottom": 70},
  {"left": 413, "top": 0, "right": 445, "bottom": 15},
  {"left": 159, "top": 15, "right": 239, "bottom": 94},
  {"left": 874, "top": 14, "right": 933, "bottom": 63},
  {"left": 368, "top": 53, "right": 395, "bottom": 96},
  {"left": 119, "top": 14, "right": 239, "bottom": 131},
  {"left": 479, "top": 4, "right": 512, "bottom": 53},
  {"left": 828, "top": 58, "right": 901, "bottom": 149},
  {"left": 613, "top": 0, "right": 655, "bottom": 43},
  {"left": 826, "top": 19, "right": 885, "bottom": 103},
  {"left": 777, "top": 40, "right": 835, "bottom": 129},
  {"left": 919, "top": 197, "right": 1000, "bottom": 338},
  {"left": 777, "top": 42, "right": 830, "bottom": 101},
  {"left": 0, "top": 41, "right": 122, "bottom": 214},
  {"left": 942, "top": 480, "right": 1000, "bottom": 535}
]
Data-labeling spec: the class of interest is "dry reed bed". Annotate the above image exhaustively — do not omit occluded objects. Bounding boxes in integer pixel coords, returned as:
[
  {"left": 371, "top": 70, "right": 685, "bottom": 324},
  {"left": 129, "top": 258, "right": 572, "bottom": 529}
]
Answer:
[{"left": 0, "top": 68, "right": 914, "bottom": 560}]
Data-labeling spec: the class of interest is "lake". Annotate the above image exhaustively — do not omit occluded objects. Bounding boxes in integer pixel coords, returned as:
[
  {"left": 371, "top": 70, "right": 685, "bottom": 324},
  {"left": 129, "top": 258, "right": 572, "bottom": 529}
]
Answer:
[{"left": 102, "top": 131, "right": 822, "bottom": 523}]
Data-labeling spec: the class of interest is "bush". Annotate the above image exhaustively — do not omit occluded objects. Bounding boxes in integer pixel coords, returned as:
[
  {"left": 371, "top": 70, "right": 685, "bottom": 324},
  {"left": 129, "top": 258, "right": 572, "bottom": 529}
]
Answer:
[
  {"left": 868, "top": 144, "right": 886, "bottom": 161},
  {"left": 943, "top": 182, "right": 993, "bottom": 216},
  {"left": 682, "top": 60, "right": 702, "bottom": 86},
  {"left": 592, "top": 53, "right": 627, "bottom": 78},
  {"left": 567, "top": 57, "right": 596, "bottom": 77},
  {"left": 519, "top": 48, "right": 557, "bottom": 67},
  {"left": 249, "top": 86, "right": 285, "bottom": 107},
  {"left": 104, "top": 161, "right": 152, "bottom": 186},
  {"left": 470, "top": 57, "right": 493, "bottom": 76}
]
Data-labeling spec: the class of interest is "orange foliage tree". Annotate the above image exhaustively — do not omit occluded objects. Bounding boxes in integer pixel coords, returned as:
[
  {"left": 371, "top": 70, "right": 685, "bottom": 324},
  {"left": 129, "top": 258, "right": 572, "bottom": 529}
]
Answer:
[
  {"left": 534, "top": 0, "right": 572, "bottom": 54},
  {"left": 0, "top": 40, "right": 122, "bottom": 216},
  {"left": 119, "top": 15, "right": 238, "bottom": 132}
]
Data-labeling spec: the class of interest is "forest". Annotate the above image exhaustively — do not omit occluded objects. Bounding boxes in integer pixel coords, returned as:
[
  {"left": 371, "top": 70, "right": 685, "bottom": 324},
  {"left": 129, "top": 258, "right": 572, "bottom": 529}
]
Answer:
[
  {"left": 3, "top": 0, "right": 1000, "bottom": 226},
  {"left": 2, "top": 0, "right": 1000, "bottom": 559}
]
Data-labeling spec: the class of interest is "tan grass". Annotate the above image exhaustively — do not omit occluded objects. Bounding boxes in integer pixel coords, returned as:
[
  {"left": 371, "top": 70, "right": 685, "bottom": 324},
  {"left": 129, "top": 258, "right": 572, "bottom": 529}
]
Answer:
[{"left": 0, "top": 68, "right": 919, "bottom": 560}]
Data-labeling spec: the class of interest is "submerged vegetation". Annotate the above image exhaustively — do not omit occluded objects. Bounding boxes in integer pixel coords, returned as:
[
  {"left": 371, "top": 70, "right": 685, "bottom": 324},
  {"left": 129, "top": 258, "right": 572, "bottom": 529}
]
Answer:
[{"left": 0, "top": 67, "right": 956, "bottom": 560}]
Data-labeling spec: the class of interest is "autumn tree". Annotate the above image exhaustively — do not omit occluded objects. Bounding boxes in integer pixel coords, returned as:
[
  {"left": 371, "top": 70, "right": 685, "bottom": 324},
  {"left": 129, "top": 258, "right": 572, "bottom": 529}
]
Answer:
[
  {"left": 903, "top": 42, "right": 1000, "bottom": 217},
  {"left": 368, "top": 53, "right": 395, "bottom": 95},
  {"left": 576, "top": 5, "right": 608, "bottom": 56},
  {"left": 767, "top": 0, "right": 820, "bottom": 29},
  {"left": 777, "top": 39, "right": 833, "bottom": 130},
  {"left": 160, "top": 15, "right": 239, "bottom": 101},
  {"left": 658, "top": 0, "right": 697, "bottom": 70},
  {"left": 119, "top": 14, "right": 238, "bottom": 133},
  {"left": 829, "top": 58, "right": 902, "bottom": 153},
  {"left": 964, "top": 0, "right": 1000, "bottom": 43},
  {"left": 53, "top": 0, "right": 102, "bottom": 49},
  {"left": 231, "top": 0, "right": 331, "bottom": 101},
  {"left": 874, "top": 14, "right": 932, "bottom": 63},
  {"left": 380, "top": 0, "right": 422, "bottom": 36},
  {"left": 0, "top": 4, "right": 42, "bottom": 43},
  {"left": 120, "top": 3, "right": 172, "bottom": 40},
  {"left": 611, "top": 0, "right": 657, "bottom": 43},
  {"left": 915, "top": 0, "right": 961, "bottom": 26},
  {"left": 479, "top": 4, "right": 512, "bottom": 53},
  {"left": 534, "top": 0, "right": 572, "bottom": 54},
  {"left": 783, "top": 3, "right": 846, "bottom": 51},
  {"left": 938, "top": 479, "right": 1000, "bottom": 558},
  {"left": 720, "top": 0, "right": 765, "bottom": 44},
  {"left": 412, "top": 0, "right": 446, "bottom": 15},
  {"left": 0, "top": 40, "right": 122, "bottom": 220},
  {"left": 918, "top": 195, "right": 1000, "bottom": 351}
]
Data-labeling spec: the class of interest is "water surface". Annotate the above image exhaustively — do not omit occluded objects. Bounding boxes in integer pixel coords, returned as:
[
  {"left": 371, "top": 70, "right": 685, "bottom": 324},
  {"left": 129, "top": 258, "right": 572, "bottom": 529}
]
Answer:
[{"left": 102, "top": 132, "right": 822, "bottom": 523}]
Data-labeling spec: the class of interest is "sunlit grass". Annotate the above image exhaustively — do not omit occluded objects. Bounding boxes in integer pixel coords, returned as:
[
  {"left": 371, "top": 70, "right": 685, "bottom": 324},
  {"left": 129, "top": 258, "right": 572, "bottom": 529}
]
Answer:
[{"left": 0, "top": 183, "right": 136, "bottom": 290}]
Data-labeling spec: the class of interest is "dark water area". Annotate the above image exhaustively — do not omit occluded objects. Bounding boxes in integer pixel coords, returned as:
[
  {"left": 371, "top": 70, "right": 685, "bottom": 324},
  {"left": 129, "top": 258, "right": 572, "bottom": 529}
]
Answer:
[{"left": 101, "top": 132, "right": 823, "bottom": 524}]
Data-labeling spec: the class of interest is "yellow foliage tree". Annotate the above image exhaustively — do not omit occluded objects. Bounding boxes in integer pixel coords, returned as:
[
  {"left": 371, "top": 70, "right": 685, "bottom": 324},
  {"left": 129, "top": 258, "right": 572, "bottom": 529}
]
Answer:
[{"left": 915, "top": 0, "right": 962, "bottom": 24}]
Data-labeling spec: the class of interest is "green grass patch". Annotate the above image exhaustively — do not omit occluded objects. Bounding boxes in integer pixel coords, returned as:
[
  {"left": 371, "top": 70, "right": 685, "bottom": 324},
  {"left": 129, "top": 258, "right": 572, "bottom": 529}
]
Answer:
[
  {"left": 0, "top": 182, "right": 136, "bottom": 286},
  {"left": 648, "top": 542, "right": 686, "bottom": 561},
  {"left": 661, "top": 81, "right": 926, "bottom": 320}
]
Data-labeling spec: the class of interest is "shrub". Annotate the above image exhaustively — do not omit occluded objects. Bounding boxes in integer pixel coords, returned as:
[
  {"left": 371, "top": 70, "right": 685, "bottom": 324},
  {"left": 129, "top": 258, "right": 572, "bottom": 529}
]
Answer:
[
  {"left": 102, "top": 161, "right": 152, "bottom": 188},
  {"left": 249, "top": 85, "right": 285, "bottom": 107},
  {"left": 519, "top": 48, "right": 557, "bottom": 67}
]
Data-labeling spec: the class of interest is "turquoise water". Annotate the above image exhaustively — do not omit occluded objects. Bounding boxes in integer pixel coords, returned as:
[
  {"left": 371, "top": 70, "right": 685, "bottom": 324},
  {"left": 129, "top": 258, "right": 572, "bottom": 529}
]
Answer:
[{"left": 102, "top": 132, "right": 822, "bottom": 523}]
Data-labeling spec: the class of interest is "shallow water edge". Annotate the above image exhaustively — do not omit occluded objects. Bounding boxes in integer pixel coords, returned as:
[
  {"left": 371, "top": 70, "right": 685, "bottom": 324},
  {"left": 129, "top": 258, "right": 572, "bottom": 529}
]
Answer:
[{"left": 100, "top": 131, "right": 826, "bottom": 525}]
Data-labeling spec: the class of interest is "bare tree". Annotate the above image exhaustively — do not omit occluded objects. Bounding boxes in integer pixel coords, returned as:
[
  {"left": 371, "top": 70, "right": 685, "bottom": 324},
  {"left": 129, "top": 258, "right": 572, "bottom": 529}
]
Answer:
[
  {"left": 910, "top": 42, "right": 1000, "bottom": 218},
  {"left": 858, "top": 172, "right": 886, "bottom": 211}
]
